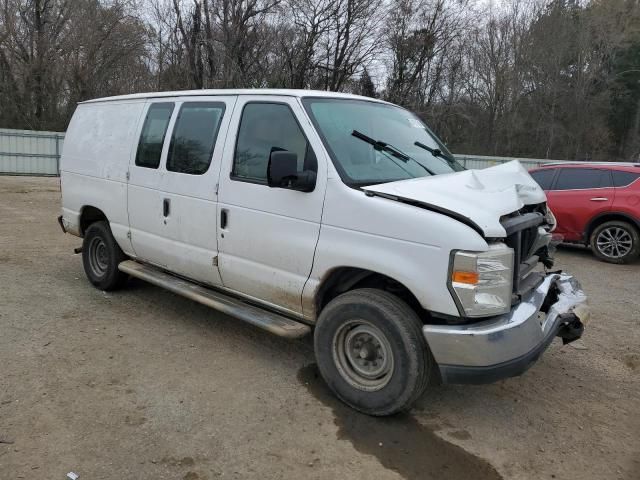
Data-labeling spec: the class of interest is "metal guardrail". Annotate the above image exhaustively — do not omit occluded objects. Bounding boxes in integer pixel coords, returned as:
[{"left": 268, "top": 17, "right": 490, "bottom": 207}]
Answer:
[
  {"left": 0, "top": 127, "right": 574, "bottom": 176},
  {"left": 0, "top": 128, "right": 64, "bottom": 176},
  {"left": 454, "top": 154, "right": 562, "bottom": 170}
]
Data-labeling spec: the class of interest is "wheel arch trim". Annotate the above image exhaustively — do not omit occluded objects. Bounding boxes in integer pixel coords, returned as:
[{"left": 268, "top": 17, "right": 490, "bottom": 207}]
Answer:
[
  {"left": 305, "top": 266, "right": 427, "bottom": 323},
  {"left": 79, "top": 205, "right": 109, "bottom": 236},
  {"left": 584, "top": 211, "right": 640, "bottom": 243}
]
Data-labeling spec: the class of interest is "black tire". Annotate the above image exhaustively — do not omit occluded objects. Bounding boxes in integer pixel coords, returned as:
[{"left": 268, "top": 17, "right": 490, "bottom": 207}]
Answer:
[
  {"left": 313, "top": 288, "right": 432, "bottom": 416},
  {"left": 82, "top": 220, "right": 128, "bottom": 290},
  {"left": 590, "top": 220, "right": 640, "bottom": 264}
]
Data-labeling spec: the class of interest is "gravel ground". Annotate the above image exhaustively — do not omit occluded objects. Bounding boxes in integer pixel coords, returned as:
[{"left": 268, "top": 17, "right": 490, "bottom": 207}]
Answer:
[{"left": 0, "top": 175, "right": 638, "bottom": 480}]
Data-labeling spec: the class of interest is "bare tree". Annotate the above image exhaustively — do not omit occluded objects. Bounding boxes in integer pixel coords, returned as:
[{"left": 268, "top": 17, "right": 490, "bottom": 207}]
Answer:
[
  {"left": 1, "top": 0, "right": 639, "bottom": 162},
  {"left": 276, "top": 0, "right": 334, "bottom": 88},
  {"left": 317, "top": 0, "right": 383, "bottom": 91}
]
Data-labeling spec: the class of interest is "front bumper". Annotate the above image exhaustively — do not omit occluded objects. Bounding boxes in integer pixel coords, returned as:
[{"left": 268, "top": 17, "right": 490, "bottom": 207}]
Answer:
[{"left": 424, "top": 273, "right": 589, "bottom": 384}]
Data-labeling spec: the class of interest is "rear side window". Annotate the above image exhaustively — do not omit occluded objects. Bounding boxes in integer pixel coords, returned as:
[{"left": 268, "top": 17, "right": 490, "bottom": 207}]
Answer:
[
  {"left": 232, "top": 103, "right": 317, "bottom": 183},
  {"left": 135, "top": 103, "right": 174, "bottom": 169},
  {"left": 167, "top": 102, "right": 226, "bottom": 175},
  {"left": 554, "top": 168, "right": 612, "bottom": 190},
  {"left": 530, "top": 169, "right": 556, "bottom": 190},
  {"left": 612, "top": 170, "right": 640, "bottom": 188}
]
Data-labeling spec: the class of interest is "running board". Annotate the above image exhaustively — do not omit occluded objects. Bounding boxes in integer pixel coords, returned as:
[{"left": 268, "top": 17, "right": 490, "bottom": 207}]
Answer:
[{"left": 118, "top": 260, "right": 311, "bottom": 339}]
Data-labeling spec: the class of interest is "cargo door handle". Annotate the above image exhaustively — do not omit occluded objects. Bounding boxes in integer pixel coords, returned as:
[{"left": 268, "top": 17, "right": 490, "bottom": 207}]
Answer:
[
  {"left": 589, "top": 197, "right": 608, "bottom": 202},
  {"left": 163, "top": 198, "right": 170, "bottom": 217},
  {"left": 220, "top": 209, "right": 228, "bottom": 229}
]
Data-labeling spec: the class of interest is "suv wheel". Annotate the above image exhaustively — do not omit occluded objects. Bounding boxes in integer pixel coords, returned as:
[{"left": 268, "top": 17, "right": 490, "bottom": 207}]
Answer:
[
  {"left": 590, "top": 220, "right": 640, "bottom": 264},
  {"left": 314, "top": 288, "right": 432, "bottom": 416},
  {"left": 82, "top": 221, "right": 129, "bottom": 290}
]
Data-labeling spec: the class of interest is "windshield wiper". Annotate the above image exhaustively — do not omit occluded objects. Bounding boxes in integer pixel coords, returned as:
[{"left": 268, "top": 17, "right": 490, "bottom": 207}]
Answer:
[
  {"left": 352, "top": 130, "right": 411, "bottom": 161},
  {"left": 351, "top": 130, "right": 435, "bottom": 176},
  {"left": 413, "top": 141, "right": 455, "bottom": 162}
]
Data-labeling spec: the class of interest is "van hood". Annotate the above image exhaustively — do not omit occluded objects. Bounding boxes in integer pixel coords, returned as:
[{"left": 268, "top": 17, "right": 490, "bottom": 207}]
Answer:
[{"left": 362, "top": 160, "right": 546, "bottom": 238}]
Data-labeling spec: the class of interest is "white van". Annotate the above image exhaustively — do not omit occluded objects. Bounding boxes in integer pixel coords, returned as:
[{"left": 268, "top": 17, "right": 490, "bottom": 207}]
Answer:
[{"left": 59, "top": 89, "right": 589, "bottom": 415}]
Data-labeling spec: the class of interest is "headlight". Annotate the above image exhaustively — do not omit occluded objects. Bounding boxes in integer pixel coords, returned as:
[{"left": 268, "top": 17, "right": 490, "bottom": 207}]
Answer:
[
  {"left": 449, "top": 244, "right": 514, "bottom": 317},
  {"left": 545, "top": 206, "right": 557, "bottom": 232}
]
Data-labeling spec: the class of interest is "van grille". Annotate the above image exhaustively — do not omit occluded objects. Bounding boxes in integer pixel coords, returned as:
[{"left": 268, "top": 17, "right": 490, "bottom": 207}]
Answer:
[{"left": 501, "top": 212, "right": 545, "bottom": 301}]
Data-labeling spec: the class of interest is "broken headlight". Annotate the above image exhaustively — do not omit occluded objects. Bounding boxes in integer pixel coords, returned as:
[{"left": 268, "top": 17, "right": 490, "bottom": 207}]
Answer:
[
  {"left": 544, "top": 206, "right": 557, "bottom": 232},
  {"left": 449, "top": 243, "right": 514, "bottom": 317}
]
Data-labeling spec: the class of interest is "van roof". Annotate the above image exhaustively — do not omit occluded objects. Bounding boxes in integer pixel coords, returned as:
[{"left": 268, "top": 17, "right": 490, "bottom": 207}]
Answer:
[{"left": 79, "top": 89, "right": 390, "bottom": 105}]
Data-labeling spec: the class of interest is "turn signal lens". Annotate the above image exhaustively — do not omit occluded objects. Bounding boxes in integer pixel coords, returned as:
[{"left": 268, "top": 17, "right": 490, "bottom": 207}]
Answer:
[{"left": 452, "top": 271, "right": 479, "bottom": 284}]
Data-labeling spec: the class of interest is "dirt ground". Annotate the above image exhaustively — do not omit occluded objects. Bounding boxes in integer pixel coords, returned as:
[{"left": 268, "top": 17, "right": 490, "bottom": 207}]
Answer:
[{"left": 0, "top": 175, "right": 639, "bottom": 480}]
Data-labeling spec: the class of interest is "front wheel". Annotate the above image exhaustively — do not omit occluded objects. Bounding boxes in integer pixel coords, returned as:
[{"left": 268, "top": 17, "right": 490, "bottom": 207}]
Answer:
[
  {"left": 82, "top": 221, "right": 128, "bottom": 290},
  {"left": 590, "top": 220, "right": 640, "bottom": 264},
  {"left": 314, "top": 288, "right": 432, "bottom": 416}
]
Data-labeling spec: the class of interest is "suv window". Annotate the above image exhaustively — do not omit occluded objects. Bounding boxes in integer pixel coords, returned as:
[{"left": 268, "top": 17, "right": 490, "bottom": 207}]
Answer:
[
  {"left": 530, "top": 169, "right": 556, "bottom": 190},
  {"left": 612, "top": 170, "right": 640, "bottom": 188},
  {"left": 135, "top": 103, "right": 174, "bottom": 169},
  {"left": 166, "top": 102, "right": 225, "bottom": 175},
  {"left": 232, "top": 103, "right": 317, "bottom": 183},
  {"left": 554, "top": 168, "right": 612, "bottom": 190}
]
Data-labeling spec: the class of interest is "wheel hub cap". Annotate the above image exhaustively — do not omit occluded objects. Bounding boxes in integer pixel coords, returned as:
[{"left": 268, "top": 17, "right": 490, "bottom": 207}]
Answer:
[
  {"left": 333, "top": 320, "right": 394, "bottom": 392},
  {"left": 596, "top": 227, "right": 633, "bottom": 258},
  {"left": 88, "top": 237, "right": 109, "bottom": 277}
]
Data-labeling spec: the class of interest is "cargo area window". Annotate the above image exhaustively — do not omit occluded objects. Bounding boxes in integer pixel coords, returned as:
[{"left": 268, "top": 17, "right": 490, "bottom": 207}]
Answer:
[
  {"left": 166, "top": 102, "right": 225, "bottom": 175},
  {"left": 612, "top": 170, "right": 640, "bottom": 188},
  {"left": 232, "top": 103, "right": 317, "bottom": 184},
  {"left": 135, "top": 103, "right": 174, "bottom": 169}
]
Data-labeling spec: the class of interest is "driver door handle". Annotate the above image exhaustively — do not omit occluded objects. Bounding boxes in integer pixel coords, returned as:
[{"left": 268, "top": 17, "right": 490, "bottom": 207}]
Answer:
[{"left": 589, "top": 197, "right": 609, "bottom": 202}]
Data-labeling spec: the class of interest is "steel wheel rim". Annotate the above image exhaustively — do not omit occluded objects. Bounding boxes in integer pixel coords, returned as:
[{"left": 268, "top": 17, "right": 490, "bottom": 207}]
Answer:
[
  {"left": 88, "top": 237, "right": 109, "bottom": 277},
  {"left": 332, "top": 319, "right": 394, "bottom": 391},
  {"left": 596, "top": 227, "right": 633, "bottom": 259}
]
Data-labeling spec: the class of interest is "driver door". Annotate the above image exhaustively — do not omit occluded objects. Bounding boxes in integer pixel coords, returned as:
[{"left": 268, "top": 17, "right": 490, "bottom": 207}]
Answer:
[{"left": 216, "top": 96, "right": 327, "bottom": 315}]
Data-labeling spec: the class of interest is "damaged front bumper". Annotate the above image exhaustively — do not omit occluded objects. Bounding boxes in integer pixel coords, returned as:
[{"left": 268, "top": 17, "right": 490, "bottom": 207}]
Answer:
[{"left": 424, "top": 273, "right": 589, "bottom": 384}]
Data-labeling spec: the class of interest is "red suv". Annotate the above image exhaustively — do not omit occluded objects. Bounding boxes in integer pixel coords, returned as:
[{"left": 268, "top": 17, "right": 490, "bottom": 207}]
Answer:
[{"left": 530, "top": 163, "right": 640, "bottom": 264}]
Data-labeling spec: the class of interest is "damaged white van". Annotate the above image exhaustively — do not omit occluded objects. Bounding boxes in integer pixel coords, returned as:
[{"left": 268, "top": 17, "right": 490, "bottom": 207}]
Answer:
[{"left": 59, "top": 89, "right": 590, "bottom": 415}]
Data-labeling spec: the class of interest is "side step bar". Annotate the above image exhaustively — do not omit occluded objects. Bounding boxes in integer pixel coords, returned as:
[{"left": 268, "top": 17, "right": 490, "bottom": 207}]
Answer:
[{"left": 118, "top": 260, "right": 311, "bottom": 339}]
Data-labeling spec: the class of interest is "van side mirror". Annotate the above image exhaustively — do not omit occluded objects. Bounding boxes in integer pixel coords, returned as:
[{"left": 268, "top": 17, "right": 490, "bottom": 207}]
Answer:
[{"left": 267, "top": 150, "right": 316, "bottom": 192}]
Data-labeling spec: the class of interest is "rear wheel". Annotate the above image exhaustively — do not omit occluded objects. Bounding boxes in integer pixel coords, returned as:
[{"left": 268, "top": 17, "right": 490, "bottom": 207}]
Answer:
[
  {"left": 590, "top": 220, "right": 640, "bottom": 264},
  {"left": 314, "top": 288, "right": 432, "bottom": 416},
  {"left": 82, "top": 221, "right": 128, "bottom": 290}
]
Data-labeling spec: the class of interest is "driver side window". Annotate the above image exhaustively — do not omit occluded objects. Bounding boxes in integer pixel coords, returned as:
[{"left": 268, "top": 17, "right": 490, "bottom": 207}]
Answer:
[{"left": 232, "top": 103, "right": 317, "bottom": 184}]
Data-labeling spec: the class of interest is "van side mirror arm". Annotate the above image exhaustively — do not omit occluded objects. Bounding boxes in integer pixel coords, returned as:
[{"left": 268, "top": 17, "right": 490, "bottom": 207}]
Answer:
[
  {"left": 267, "top": 150, "right": 316, "bottom": 192},
  {"left": 291, "top": 170, "right": 316, "bottom": 192}
]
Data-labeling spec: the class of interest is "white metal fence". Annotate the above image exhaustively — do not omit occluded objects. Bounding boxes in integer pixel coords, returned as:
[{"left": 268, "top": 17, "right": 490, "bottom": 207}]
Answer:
[
  {"left": 0, "top": 127, "right": 566, "bottom": 176},
  {"left": 454, "top": 154, "right": 560, "bottom": 170},
  {"left": 0, "top": 128, "right": 64, "bottom": 176}
]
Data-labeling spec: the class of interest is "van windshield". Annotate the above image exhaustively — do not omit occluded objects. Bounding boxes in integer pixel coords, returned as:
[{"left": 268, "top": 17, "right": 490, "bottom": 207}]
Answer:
[{"left": 302, "top": 98, "right": 463, "bottom": 186}]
